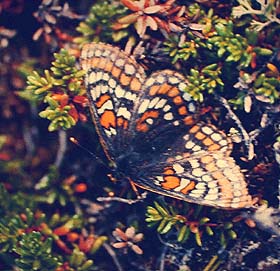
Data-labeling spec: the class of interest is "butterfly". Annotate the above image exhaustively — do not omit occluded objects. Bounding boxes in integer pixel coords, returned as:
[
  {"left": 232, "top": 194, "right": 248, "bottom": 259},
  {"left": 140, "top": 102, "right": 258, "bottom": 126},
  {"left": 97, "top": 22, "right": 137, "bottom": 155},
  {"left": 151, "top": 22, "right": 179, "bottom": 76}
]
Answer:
[{"left": 80, "top": 42, "right": 252, "bottom": 209}]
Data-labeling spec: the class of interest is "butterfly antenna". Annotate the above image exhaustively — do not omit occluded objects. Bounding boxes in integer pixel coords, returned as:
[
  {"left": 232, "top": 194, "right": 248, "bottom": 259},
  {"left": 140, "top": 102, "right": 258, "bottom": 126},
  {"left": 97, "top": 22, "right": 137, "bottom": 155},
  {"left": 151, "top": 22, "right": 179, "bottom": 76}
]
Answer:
[{"left": 69, "top": 137, "right": 110, "bottom": 169}]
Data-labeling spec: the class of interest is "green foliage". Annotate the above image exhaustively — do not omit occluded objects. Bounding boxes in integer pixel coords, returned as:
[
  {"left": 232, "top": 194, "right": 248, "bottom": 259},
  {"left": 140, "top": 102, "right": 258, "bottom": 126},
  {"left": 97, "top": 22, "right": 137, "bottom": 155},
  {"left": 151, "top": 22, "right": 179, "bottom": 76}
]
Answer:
[
  {"left": 20, "top": 49, "right": 85, "bottom": 131},
  {"left": 231, "top": 67, "right": 280, "bottom": 109},
  {"left": 68, "top": 247, "right": 94, "bottom": 271},
  {"left": 184, "top": 64, "right": 224, "bottom": 102},
  {"left": 163, "top": 35, "right": 199, "bottom": 64},
  {"left": 0, "top": 181, "right": 106, "bottom": 270},
  {"left": 206, "top": 21, "right": 252, "bottom": 67},
  {"left": 253, "top": 72, "right": 280, "bottom": 102},
  {"left": 14, "top": 232, "right": 61, "bottom": 271},
  {"left": 146, "top": 201, "right": 238, "bottom": 247},
  {"left": 74, "top": 0, "right": 127, "bottom": 45}
]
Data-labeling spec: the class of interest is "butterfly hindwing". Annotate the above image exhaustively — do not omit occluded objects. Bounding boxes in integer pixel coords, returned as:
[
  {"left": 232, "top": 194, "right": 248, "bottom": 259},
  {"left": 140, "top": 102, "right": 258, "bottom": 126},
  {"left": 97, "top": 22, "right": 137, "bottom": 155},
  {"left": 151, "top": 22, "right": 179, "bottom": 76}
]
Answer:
[{"left": 132, "top": 124, "right": 252, "bottom": 209}]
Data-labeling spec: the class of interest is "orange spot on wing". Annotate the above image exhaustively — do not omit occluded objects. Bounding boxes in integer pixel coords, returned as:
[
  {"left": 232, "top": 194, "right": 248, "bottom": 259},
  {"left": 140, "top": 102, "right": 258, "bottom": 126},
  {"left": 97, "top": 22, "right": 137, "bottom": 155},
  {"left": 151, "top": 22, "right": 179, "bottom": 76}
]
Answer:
[
  {"left": 117, "top": 117, "right": 128, "bottom": 129},
  {"left": 100, "top": 110, "right": 116, "bottom": 129},
  {"left": 178, "top": 106, "right": 187, "bottom": 115},
  {"left": 173, "top": 96, "right": 183, "bottom": 105},
  {"left": 190, "top": 125, "right": 200, "bottom": 133},
  {"left": 136, "top": 123, "right": 149, "bottom": 132},
  {"left": 98, "top": 58, "right": 107, "bottom": 69},
  {"left": 168, "top": 87, "right": 179, "bottom": 97},
  {"left": 218, "top": 178, "right": 233, "bottom": 199},
  {"left": 208, "top": 143, "right": 221, "bottom": 151},
  {"left": 149, "top": 85, "right": 160, "bottom": 96},
  {"left": 111, "top": 66, "right": 121, "bottom": 78},
  {"left": 203, "top": 137, "right": 214, "bottom": 146},
  {"left": 180, "top": 181, "right": 195, "bottom": 194},
  {"left": 90, "top": 57, "right": 100, "bottom": 68},
  {"left": 104, "top": 61, "right": 114, "bottom": 73},
  {"left": 130, "top": 78, "right": 142, "bottom": 91},
  {"left": 120, "top": 73, "right": 131, "bottom": 86},
  {"left": 195, "top": 131, "right": 206, "bottom": 140},
  {"left": 163, "top": 168, "right": 175, "bottom": 175},
  {"left": 183, "top": 116, "right": 195, "bottom": 125},
  {"left": 205, "top": 162, "right": 218, "bottom": 172},
  {"left": 158, "top": 83, "right": 172, "bottom": 95},
  {"left": 136, "top": 110, "right": 159, "bottom": 132},
  {"left": 212, "top": 171, "right": 224, "bottom": 180},
  {"left": 162, "top": 176, "right": 180, "bottom": 189},
  {"left": 95, "top": 94, "right": 110, "bottom": 108},
  {"left": 200, "top": 155, "right": 213, "bottom": 164}
]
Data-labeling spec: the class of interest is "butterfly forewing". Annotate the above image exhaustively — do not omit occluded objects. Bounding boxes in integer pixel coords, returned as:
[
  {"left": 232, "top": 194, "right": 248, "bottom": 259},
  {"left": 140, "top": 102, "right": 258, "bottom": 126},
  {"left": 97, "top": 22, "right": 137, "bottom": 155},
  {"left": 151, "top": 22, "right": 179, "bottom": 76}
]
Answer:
[{"left": 81, "top": 43, "right": 146, "bottom": 160}]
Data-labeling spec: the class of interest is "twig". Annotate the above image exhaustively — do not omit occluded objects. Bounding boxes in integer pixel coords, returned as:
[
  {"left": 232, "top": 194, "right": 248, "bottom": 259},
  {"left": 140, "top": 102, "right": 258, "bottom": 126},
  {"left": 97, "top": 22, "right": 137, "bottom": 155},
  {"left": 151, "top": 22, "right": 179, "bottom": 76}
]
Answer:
[
  {"left": 217, "top": 96, "right": 254, "bottom": 160},
  {"left": 54, "top": 130, "right": 67, "bottom": 167},
  {"left": 97, "top": 192, "right": 147, "bottom": 205},
  {"left": 273, "top": 141, "right": 280, "bottom": 209},
  {"left": 103, "top": 243, "right": 123, "bottom": 271},
  {"left": 22, "top": 122, "right": 36, "bottom": 158},
  {"left": 159, "top": 245, "right": 168, "bottom": 271}
]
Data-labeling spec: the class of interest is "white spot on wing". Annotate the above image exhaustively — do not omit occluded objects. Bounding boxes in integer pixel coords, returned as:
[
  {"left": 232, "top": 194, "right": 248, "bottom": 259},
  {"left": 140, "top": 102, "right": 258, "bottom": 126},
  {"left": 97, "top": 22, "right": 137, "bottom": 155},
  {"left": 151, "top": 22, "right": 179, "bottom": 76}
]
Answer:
[
  {"left": 155, "top": 99, "right": 167, "bottom": 109},
  {"left": 115, "top": 58, "right": 125, "bottom": 67},
  {"left": 164, "top": 112, "right": 174, "bottom": 120},
  {"left": 146, "top": 118, "right": 154, "bottom": 125},
  {"left": 95, "top": 49, "right": 102, "bottom": 57},
  {"left": 108, "top": 78, "right": 117, "bottom": 88},
  {"left": 204, "top": 192, "right": 218, "bottom": 201},
  {"left": 189, "top": 191, "right": 202, "bottom": 197},
  {"left": 138, "top": 99, "right": 150, "bottom": 114},
  {"left": 168, "top": 76, "right": 180, "bottom": 84},
  {"left": 192, "top": 168, "right": 204, "bottom": 177},
  {"left": 97, "top": 100, "right": 113, "bottom": 114},
  {"left": 163, "top": 105, "right": 171, "bottom": 112},
  {"left": 185, "top": 140, "right": 195, "bottom": 149},
  {"left": 178, "top": 82, "right": 187, "bottom": 91},
  {"left": 216, "top": 159, "right": 228, "bottom": 168},
  {"left": 146, "top": 77, "right": 155, "bottom": 86},
  {"left": 117, "top": 107, "right": 131, "bottom": 120},
  {"left": 102, "top": 50, "right": 110, "bottom": 57},
  {"left": 188, "top": 103, "right": 196, "bottom": 113},
  {"left": 124, "top": 91, "right": 136, "bottom": 101},
  {"left": 96, "top": 71, "right": 102, "bottom": 82},
  {"left": 196, "top": 182, "right": 206, "bottom": 190},
  {"left": 103, "top": 73, "right": 110, "bottom": 81},
  {"left": 124, "top": 64, "right": 135, "bottom": 75},
  {"left": 149, "top": 97, "right": 160, "bottom": 108},
  {"left": 115, "top": 85, "right": 125, "bottom": 98},
  {"left": 211, "top": 133, "right": 223, "bottom": 141},
  {"left": 101, "top": 85, "right": 108, "bottom": 94},
  {"left": 156, "top": 75, "right": 165, "bottom": 84},
  {"left": 174, "top": 178, "right": 190, "bottom": 192},
  {"left": 202, "top": 175, "right": 212, "bottom": 182},
  {"left": 201, "top": 126, "right": 213, "bottom": 135},
  {"left": 90, "top": 88, "right": 96, "bottom": 101},
  {"left": 173, "top": 163, "right": 184, "bottom": 174},
  {"left": 88, "top": 72, "right": 96, "bottom": 84},
  {"left": 192, "top": 145, "right": 202, "bottom": 152}
]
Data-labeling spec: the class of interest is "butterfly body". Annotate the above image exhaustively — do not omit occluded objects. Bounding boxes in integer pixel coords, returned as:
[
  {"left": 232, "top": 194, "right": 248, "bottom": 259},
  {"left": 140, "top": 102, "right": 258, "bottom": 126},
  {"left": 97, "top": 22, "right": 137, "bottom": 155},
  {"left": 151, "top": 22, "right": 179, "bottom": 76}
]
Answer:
[{"left": 80, "top": 42, "right": 252, "bottom": 209}]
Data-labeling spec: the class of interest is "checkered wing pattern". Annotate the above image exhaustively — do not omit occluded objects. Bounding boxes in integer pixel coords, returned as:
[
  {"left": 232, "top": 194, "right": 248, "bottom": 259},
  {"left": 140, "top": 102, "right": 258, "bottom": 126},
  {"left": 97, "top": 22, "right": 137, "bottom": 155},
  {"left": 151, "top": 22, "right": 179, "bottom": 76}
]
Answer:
[
  {"left": 81, "top": 42, "right": 252, "bottom": 209},
  {"left": 133, "top": 123, "right": 252, "bottom": 209},
  {"left": 80, "top": 43, "right": 146, "bottom": 161}
]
